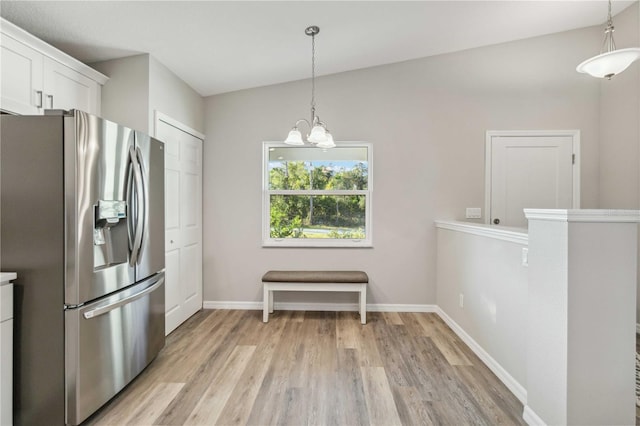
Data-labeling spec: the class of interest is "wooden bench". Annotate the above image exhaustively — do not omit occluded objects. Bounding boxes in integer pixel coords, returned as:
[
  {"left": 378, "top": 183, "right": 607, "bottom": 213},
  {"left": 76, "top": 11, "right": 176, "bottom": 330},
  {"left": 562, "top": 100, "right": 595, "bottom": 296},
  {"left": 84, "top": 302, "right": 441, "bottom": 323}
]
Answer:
[{"left": 261, "top": 270, "right": 369, "bottom": 324}]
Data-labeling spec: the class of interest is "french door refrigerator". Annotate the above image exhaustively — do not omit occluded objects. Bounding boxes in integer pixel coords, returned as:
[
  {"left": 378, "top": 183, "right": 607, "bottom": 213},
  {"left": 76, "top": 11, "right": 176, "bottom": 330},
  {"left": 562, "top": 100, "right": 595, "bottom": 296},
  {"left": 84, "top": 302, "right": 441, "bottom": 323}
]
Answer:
[{"left": 0, "top": 110, "right": 165, "bottom": 425}]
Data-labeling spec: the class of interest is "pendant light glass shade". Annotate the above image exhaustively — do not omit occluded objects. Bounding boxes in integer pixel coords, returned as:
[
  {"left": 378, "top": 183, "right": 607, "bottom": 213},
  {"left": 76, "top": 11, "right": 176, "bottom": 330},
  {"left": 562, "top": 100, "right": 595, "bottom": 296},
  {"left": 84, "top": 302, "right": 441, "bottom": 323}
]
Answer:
[
  {"left": 576, "top": 48, "right": 640, "bottom": 79},
  {"left": 284, "top": 128, "right": 304, "bottom": 145},
  {"left": 316, "top": 132, "right": 336, "bottom": 149},
  {"left": 307, "top": 125, "right": 328, "bottom": 143},
  {"left": 576, "top": 0, "right": 640, "bottom": 79}
]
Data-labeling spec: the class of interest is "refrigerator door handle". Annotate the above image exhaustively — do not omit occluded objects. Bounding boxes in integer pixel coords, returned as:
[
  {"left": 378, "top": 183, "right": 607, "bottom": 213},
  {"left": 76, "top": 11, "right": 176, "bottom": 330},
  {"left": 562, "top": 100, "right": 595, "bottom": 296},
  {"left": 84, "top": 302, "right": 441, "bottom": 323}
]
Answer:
[
  {"left": 135, "top": 146, "right": 147, "bottom": 263},
  {"left": 128, "top": 146, "right": 144, "bottom": 266},
  {"left": 126, "top": 154, "right": 135, "bottom": 252},
  {"left": 82, "top": 276, "right": 164, "bottom": 319}
]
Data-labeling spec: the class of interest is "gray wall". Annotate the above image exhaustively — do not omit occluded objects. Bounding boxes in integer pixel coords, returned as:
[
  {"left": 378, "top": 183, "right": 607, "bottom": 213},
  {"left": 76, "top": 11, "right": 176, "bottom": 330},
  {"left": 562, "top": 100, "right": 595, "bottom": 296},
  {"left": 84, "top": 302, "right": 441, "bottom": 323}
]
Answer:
[
  {"left": 599, "top": 3, "right": 640, "bottom": 209},
  {"left": 93, "top": 54, "right": 205, "bottom": 135},
  {"left": 92, "top": 54, "right": 150, "bottom": 133},
  {"left": 202, "top": 25, "right": 607, "bottom": 305},
  {"left": 596, "top": 3, "right": 640, "bottom": 320},
  {"left": 149, "top": 56, "right": 205, "bottom": 134}
]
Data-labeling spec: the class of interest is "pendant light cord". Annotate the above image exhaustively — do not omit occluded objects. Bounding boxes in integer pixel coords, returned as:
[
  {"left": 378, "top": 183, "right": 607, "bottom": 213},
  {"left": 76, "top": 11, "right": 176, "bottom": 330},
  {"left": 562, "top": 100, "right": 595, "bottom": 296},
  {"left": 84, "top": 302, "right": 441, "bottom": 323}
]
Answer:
[{"left": 601, "top": 0, "right": 616, "bottom": 53}]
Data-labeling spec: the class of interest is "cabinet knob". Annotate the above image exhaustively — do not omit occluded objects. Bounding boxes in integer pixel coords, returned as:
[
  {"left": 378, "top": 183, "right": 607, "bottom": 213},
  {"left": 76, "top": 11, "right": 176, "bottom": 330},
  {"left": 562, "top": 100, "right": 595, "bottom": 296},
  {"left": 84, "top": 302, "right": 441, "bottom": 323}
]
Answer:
[
  {"left": 493, "top": 218, "right": 501, "bottom": 225},
  {"left": 170, "top": 240, "right": 174, "bottom": 244}
]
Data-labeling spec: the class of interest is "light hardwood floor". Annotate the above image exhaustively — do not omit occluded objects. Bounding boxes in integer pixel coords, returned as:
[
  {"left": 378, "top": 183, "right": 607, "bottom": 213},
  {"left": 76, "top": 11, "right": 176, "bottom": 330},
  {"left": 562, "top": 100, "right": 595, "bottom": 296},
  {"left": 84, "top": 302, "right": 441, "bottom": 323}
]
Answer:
[{"left": 86, "top": 310, "right": 526, "bottom": 425}]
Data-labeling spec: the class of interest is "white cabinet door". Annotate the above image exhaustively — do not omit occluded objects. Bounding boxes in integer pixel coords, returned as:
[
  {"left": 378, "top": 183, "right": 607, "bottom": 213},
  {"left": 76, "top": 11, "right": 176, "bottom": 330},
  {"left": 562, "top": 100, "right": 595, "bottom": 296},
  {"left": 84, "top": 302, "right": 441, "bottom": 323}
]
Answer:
[
  {"left": 43, "top": 57, "right": 99, "bottom": 114},
  {"left": 0, "top": 35, "right": 43, "bottom": 114},
  {"left": 486, "top": 131, "right": 579, "bottom": 228},
  {"left": 0, "top": 319, "right": 12, "bottom": 426},
  {"left": 157, "top": 115, "right": 203, "bottom": 336},
  {"left": 0, "top": 283, "right": 13, "bottom": 426},
  {"left": 1, "top": 18, "right": 105, "bottom": 116}
]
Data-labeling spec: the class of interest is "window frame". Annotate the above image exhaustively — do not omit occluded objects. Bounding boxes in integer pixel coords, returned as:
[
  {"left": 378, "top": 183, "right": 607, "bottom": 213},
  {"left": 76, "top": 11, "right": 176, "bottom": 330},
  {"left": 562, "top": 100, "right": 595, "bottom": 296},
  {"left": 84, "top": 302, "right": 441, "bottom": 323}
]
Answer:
[{"left": 262, "top": 141, "right": 373, "bottom": 248}]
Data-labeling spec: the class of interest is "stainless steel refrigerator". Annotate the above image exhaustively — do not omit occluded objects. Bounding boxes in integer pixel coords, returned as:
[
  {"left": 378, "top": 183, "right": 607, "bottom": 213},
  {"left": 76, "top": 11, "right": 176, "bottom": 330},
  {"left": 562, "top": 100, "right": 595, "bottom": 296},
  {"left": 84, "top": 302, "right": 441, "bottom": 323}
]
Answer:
[{"left": 1, "top": 110, "right": 165, "bottom": 425}]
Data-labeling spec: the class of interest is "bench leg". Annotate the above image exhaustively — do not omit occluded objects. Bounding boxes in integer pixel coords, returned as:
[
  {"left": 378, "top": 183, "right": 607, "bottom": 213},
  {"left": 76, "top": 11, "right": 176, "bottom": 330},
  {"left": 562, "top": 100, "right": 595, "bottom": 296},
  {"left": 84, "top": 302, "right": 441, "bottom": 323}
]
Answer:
[
  {"left": 263, "top": 284, "right": 269, "bottom": 323},
  {"left": 360, "top": 284, "right": 367, "bottom": 324},
  {"left": 269, "top": 289, "right": 274, "bottom": 313}
]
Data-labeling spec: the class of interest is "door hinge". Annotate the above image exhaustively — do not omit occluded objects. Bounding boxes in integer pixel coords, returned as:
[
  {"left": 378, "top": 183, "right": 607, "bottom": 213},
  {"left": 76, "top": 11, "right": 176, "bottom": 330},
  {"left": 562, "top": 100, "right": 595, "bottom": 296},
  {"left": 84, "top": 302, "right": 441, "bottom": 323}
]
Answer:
[{"left": 572, "top": 154, "right": 575, "bottom": 165}]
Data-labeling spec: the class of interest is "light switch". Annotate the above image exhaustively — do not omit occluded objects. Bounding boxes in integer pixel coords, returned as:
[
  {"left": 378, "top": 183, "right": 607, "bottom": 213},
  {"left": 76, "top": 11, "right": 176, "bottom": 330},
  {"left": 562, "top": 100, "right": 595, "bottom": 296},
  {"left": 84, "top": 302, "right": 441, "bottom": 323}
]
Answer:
[{"left": 466, "top": 207, "right": 482, "bottom": 219}]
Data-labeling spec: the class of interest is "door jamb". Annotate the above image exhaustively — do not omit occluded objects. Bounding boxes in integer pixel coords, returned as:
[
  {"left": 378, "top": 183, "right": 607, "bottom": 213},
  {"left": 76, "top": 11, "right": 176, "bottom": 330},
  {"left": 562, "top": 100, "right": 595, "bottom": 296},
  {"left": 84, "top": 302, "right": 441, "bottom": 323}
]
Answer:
[{"left": 484, "top": 130, "right": 581, "bottom": 225}]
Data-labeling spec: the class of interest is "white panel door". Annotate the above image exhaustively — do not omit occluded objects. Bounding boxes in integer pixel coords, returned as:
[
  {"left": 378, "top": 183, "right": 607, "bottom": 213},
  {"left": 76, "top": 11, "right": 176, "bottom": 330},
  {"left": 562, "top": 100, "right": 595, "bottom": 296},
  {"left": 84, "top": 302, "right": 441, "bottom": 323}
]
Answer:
[
  {"left": 156, "top": 114, "right": 203, "bottom": 335},
  {"left": 180, "top": 140, "right": 202, "bottom": 317},
  {"left": 0, "top": 35, "right": 43, "bottom": 114},
  {"left": 487, "top": 132, "right": 579, "bottom": 228}
]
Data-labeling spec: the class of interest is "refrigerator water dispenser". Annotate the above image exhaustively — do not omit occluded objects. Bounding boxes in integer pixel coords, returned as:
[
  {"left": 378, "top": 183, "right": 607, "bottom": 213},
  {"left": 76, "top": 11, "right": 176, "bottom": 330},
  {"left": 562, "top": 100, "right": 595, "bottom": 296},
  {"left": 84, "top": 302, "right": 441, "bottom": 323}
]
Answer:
[{"left": 94, "top": 200, "right": 128, "bottom": 269}]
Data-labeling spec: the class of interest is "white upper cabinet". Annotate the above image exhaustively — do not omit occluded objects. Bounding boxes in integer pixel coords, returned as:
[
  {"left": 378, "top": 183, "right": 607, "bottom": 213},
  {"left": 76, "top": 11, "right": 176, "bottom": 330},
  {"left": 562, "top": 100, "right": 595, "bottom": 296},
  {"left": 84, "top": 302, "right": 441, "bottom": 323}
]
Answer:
[
  {"left": 43, "top": 57, "right": 99, "bottom": 113},
  {"left": 0, "top": 18, "right": 107, "bottom": 115},
  {"left": 0, "top": 34, "right": 43, "bottom": 114}
]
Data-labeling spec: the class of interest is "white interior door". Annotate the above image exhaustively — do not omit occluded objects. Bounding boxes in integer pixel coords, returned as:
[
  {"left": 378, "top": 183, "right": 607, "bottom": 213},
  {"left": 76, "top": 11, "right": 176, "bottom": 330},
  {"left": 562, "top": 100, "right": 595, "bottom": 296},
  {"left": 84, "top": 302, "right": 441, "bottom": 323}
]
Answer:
[
  {"left": 156, "top": 113, "right": 203, "bottom": 335},
  {"left": 486, "top": 131, "right": 579, "bottom": 228}
]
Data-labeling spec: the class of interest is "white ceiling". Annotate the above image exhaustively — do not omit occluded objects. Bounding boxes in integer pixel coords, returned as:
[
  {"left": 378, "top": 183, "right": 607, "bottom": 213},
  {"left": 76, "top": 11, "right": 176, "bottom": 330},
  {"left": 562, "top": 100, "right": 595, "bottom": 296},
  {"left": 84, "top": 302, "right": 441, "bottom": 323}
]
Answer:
[{"left": 1, "top": 1, "right": 636, "bottom": 96}]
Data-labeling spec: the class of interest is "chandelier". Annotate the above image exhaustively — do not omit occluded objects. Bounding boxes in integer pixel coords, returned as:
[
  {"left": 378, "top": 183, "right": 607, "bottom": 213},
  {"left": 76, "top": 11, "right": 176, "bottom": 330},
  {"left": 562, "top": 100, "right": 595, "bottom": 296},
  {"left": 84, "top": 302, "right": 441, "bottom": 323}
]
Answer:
[
  {"left": 576, "top": 0, "right": 640, "bottom": 79},
  {"left": 284, "top": 26, "right": 336, "bottom": 148}
]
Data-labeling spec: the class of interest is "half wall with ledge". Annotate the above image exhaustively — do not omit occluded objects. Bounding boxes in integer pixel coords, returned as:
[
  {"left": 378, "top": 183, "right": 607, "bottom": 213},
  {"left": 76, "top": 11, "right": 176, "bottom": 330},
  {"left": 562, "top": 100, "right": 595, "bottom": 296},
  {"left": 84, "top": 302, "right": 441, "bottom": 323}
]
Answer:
[{"left": 436, "top": 210, "right": 640, "bottom": 425}]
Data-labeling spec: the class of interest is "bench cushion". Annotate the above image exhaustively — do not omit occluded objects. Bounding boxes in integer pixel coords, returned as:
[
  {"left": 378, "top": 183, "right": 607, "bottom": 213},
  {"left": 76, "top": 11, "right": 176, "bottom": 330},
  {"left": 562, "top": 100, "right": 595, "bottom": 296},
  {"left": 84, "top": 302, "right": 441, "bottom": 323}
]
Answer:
[{"left": 262, "top": 270, "right": 368, "bottom": 284}]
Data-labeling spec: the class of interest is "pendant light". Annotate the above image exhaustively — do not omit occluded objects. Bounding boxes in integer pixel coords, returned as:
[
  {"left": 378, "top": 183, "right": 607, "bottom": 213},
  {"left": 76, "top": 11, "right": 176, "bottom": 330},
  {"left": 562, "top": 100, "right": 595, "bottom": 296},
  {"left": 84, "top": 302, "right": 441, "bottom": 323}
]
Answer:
[
  {"left": 576, "top": 0, "right": 640, "bottom": 79},
  {"left": 284, "top": 26, "right": 336, "bottom": 149}
]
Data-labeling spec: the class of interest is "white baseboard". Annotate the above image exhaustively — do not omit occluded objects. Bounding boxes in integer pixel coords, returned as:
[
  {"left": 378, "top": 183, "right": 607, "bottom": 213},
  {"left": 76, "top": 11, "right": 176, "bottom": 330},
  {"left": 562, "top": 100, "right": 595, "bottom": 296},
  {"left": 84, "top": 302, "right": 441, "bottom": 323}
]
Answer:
[
  {"left": 436, "top": 307, "right": 527, "bottom": 405},
  {"left": 203, "top": 300, "right": 262, "bottom": 310},
  {"left": 368, "top": 304, "right": 437, "bottom": 312},
  {"left": 522, "top": 405, "right": 546, "bottom": 426},
  {"left": 202, "top": 300, "right": 437, "bottom": 313}
]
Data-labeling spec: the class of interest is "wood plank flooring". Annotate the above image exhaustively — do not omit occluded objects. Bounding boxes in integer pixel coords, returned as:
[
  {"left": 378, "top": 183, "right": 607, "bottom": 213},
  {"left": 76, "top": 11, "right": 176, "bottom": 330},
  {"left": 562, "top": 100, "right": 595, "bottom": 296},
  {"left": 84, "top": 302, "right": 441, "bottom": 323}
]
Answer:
[{"left": 86, "top": 310, "right": 526, "bottom": 426}]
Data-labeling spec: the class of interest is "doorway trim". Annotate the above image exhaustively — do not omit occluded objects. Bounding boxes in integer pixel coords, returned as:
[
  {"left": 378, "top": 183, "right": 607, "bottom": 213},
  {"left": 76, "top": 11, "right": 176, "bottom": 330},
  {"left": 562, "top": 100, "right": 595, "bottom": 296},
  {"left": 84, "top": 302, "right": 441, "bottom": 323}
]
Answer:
[
  {"left": 484, "top": 130, "right": 581, "bottom": 225},
  {"left": 154, "top": 110, "right": 205, "bottom": 140}
]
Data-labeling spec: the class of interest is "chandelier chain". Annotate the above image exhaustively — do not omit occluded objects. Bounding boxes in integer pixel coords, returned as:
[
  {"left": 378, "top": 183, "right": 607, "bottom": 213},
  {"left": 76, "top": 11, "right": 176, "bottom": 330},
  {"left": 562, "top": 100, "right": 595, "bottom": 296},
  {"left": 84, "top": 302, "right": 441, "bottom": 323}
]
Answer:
[
  {"left": 310, "top": 31, "right": 316, "bottom": 118},
  {"left": 284, "top": 25, "right": 335, "bottom": 148}
]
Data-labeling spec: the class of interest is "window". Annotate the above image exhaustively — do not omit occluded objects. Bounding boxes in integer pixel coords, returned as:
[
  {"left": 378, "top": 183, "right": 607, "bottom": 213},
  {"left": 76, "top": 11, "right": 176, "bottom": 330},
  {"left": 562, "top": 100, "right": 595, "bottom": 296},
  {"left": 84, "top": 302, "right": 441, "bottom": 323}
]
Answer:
[{"left": 262, "top": 142, "right": 372, "bottom": 247}]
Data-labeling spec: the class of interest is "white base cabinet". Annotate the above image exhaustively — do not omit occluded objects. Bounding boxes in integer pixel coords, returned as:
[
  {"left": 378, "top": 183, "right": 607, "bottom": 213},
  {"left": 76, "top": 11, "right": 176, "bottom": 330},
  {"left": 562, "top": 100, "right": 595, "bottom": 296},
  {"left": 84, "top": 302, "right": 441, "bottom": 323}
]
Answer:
[
  {"left": 0, "top": 18, "right": 106, "bottom": 115},
  {"left": 1, "top": 273, "right": 16, "bottom": 426},
  {"left": 1, "top": 321, "right": 11, "bottom": 426}
]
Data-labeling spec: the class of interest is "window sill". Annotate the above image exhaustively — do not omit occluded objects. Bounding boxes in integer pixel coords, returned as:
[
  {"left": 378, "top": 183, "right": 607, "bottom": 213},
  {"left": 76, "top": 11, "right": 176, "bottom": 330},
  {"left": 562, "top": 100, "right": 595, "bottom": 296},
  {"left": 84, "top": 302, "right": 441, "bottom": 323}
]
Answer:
[{"left": 262, "top": 239, "right": 373, "bottom": 248}]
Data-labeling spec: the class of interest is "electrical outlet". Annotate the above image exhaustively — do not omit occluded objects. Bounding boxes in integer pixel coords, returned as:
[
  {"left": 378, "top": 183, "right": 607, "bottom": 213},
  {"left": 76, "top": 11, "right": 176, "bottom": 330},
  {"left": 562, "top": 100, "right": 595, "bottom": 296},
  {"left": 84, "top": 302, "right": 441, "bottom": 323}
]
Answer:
[
  {"left": 522, "top": 247, "right": 529, "bottom": 267},
  {"left": 466, "top": 207, "right": 482, "bottom": 219},
  {"left": 459, "top": 293, "right": 464, "bottom": 308}
]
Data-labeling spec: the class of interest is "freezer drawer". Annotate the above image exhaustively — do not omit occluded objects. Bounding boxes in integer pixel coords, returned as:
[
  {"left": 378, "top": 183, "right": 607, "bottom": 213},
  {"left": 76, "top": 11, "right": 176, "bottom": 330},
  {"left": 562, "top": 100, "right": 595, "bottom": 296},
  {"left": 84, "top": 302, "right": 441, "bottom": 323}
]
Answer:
[{"left": 65, "top": 273, "right": 165, "bottom": 425}]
